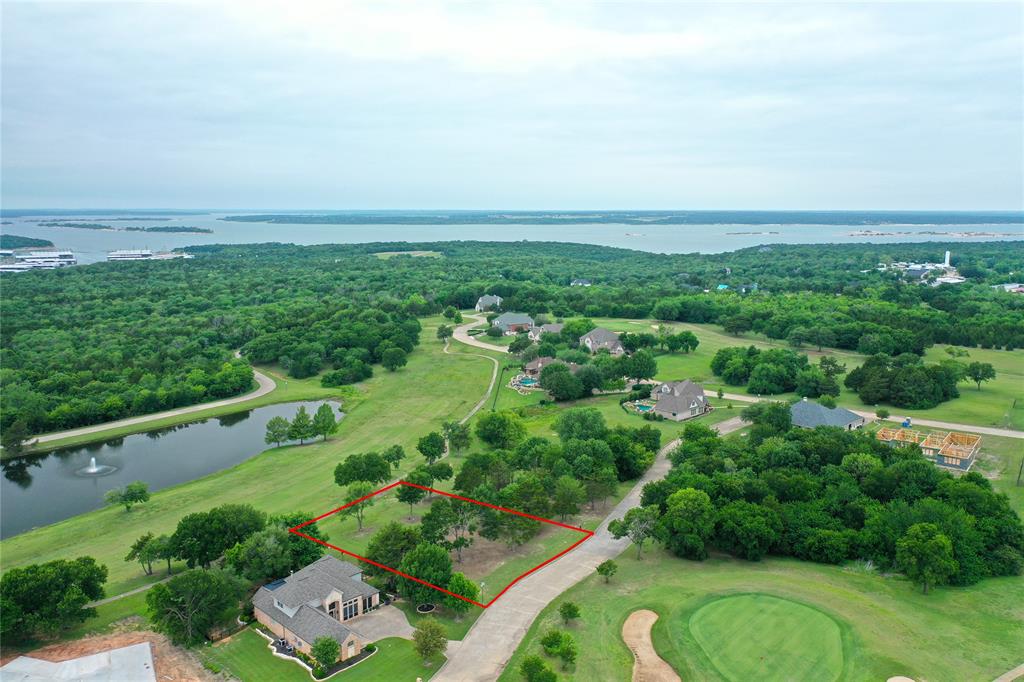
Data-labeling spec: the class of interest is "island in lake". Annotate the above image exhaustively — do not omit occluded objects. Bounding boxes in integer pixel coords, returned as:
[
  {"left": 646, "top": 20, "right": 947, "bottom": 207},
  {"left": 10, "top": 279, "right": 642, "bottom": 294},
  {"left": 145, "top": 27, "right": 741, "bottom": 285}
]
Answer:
[
  {"left": 0, "top": 234, "right": 55, "bottom": 249},
  {"left": 38, "top": 222, "right": 212, "bottom": 234}
]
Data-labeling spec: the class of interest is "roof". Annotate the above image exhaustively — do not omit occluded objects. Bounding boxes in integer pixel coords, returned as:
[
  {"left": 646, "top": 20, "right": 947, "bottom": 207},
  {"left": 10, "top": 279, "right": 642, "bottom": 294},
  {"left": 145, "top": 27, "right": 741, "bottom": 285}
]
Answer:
[
  {"left": 571, "top": 278, "right": 592, "bottom": 285},
  {"left": 790, "top": 399, "right": 862, "bottom": 428},
  {"left": 477, "top": 294, "right": 502, "bottom": 306},
  {"left": 0, "top": 643, "right": 156, "bottom": 681},
  {"left": 652, "top": 380, "right": 708, "bottom": 415},
  {"left": 580, "top": 327, "right": 623, "bottom": 349},
  {"left": 269, "top": 555, "right": 376, "bottom": 609},
  {"left": 533, "top": 323, "right": 564, "bottom": 335},
  {"left": 493, "top": 312, "right": 534, "bottom": 327},
  {"left": 524, "top": 356, "right": 558, "bottom": 371},
  {"left": 253, "top": 591, "right": 355, "bottom": 644}
]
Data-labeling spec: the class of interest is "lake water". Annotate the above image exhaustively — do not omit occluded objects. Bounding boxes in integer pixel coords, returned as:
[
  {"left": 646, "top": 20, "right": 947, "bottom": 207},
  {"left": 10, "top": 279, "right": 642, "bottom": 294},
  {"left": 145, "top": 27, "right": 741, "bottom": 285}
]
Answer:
[
  {"left": 1, "top": 210, "right": 1021, "bottom": 264},
  {"left": 0, "top": 400, "right": 340, "bottom": 538}
]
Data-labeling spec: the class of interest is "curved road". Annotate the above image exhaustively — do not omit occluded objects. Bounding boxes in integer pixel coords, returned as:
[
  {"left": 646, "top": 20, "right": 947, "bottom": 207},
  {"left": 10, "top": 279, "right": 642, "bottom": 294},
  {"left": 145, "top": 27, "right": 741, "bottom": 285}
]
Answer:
[
  {"left": 453, "top": 312, "right": 510, "bottom": 353},
  {"left": 434, "top": 416, "right": 746, "bottom": 682},
  {"left": 30, "top": 365, "right": 276, "bottom": 446}
]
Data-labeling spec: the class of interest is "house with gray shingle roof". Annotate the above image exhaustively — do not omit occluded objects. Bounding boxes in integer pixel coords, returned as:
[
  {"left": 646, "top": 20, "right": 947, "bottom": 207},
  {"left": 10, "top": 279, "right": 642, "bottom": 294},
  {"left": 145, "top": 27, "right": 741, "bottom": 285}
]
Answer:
[
  {"left": 580, "top": 327, "right": 625, "bottom": 355},
  {"left": 492, "top": 312, "right": 534, "bottom": 335},
  {"left": 790, "top": 398, "right": 865, "bottom": 430},
  {"left": 528, "top": 322, "right": 564, "bottom": 341},
  {"left": 651, "top": 380, "right": 711, "bottom": 421},
  {"left": 253, "top": 556, "right": 380, "bottom": 663},
  {"left": 475, "top": 294, "right": 503, "bottom": 312}
]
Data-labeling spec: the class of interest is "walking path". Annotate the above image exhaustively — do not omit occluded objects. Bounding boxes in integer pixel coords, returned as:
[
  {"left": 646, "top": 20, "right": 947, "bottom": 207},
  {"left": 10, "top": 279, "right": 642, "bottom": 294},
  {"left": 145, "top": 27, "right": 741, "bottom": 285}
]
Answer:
[
  {"left": 452, "top": 313, "right": 509, "bottom": 353},
  {"left": 993, "top": 663, "right": 1024, "bottom": 682},
  {"left": 86, "top": 575, "right": 174, "bottom": 608},
  {"left": 444, "top": 338, "right": 501, "bottom": 425},
  {"left": 434, "top": 416, "right": 745, "bottom": 682},
  {"left": 30, "top": 365, "right": 276, "bottom": 446}
]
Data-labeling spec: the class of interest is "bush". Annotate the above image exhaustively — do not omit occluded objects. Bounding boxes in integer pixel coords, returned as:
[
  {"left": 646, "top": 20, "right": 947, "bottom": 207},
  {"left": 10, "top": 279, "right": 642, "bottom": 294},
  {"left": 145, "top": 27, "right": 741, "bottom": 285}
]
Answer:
[{"left": 876, "top": 408, "right": 890, "bottom": 419}]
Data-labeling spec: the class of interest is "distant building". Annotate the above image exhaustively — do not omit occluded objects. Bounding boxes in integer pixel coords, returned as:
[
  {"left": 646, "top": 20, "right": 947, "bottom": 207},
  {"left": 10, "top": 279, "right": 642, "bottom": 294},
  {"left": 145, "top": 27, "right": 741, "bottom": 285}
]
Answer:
[
  {"left": 650, "top": 380, "right": 711, "bottom": 421},
  {"left": 492, "top": 312, "right": 534, "bottom": 335},
  {"left": 570, "top": 278, "right": 592, "bottom": 287},
  {"left": 789, "top": 398, "right": 865, "bottom": 430},
  {"left": 528, "top": 322, "right": 564, "bottom": 341},
  {"left": 108, "top": 250, "right": 193, "bottom": 261},
  {"left": 523, "top": 356, "right": 581, "bottom": 377},
  {"left": 475, "top": 294, "right": 503, "bottom": 312},
  {"left": 580, "top": 327, "right": 625, "bottom": 355},
  {"left": 12, "top": 250, "right": 77, "bottom": 268},
  {"left": 992, "top": 283, "right": 1024, "bottom": 294},
  {"left": 876, "top": 427, "right": 981, "bottom": 471}
]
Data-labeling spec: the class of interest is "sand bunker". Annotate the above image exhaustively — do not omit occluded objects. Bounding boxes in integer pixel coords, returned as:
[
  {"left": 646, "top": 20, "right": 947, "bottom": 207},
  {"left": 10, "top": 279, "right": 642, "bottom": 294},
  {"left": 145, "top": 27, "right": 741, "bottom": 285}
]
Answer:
[{"left": 622, "top": 610, "right": 681, "bottom": 682}]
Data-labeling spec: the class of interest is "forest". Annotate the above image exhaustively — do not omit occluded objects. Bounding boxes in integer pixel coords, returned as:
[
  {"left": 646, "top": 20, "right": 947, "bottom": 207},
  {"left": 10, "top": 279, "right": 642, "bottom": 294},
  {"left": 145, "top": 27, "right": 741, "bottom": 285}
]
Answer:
[
  {"left": 0, "top": 235, "right": 53, "bottom": 249},
  {"left": 1, "top": 240, "right": 1021, "bottom": 433}
]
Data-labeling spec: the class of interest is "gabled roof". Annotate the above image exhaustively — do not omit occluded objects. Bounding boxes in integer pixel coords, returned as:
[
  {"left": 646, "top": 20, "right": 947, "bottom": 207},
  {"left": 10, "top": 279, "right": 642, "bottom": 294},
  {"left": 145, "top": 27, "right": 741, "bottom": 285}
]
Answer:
[
  {"left": 580, "top": 327, "right": 622, "bottom": 348},
  {"left": 790, "top": 399, "right": 862, "bottom": 428},
  {"left": 534, "top": 323, "right": 564, "bottom": 335},
  {"left": 477, "top": 294, "right": 502, "bottom": 307},
  {"left": 652, "top": 380, "right": 708, "bottom": 415},
  {"left": 253, "top": 591, "right": 355, "bottom": 644},
  {"left": 493, "top": 312, "right": 533, "bottom": 327},
  {"left": 524, "top": 356, "right": 558, "bottom": 371},
  {"left": 268, "top": 555, "right": 376, "bottom": 609}
]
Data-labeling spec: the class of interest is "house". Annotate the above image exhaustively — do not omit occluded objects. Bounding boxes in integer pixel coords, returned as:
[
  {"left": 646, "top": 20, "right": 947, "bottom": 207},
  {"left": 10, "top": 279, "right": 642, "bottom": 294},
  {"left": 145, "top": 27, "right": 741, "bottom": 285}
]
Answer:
[
  {"left": 492, "top": 312, "right": 534, "bottom": 335},
  {"left": 523, "top": 356, "right": 581, "bottom": 377},
  {"left": 992, "top": 283, "right": 1024, "bottom": 294},
  {"left": 876, "top": 427, "right": 981, "bottom": 471},
  {"left": 650, "top": 380, "right": 711, "bottom": 421},
  {"left": 253, "top": 556, "right": 381, "bottom": 663},
  {"left": 475, "top": 294, "right": 503, "bottom": 312},
  {"left": 528, "top": 322, "right": 564, "bottom": 341},
  {"left": 570, "top": 278, "right": 592, "bottom": 287},
  {"left": 579, "top": 327, "right": 624, "bottom": 355},
  {"left": 905, "top": 267, "right": 930, "bottom": 280},
  {"left": 789, "top": 398, "right": 865, "bottom": 430}
]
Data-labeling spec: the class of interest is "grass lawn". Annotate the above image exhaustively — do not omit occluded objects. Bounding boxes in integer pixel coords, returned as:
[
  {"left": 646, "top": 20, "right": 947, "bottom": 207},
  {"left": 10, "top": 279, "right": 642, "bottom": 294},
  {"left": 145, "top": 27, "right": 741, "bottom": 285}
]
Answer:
[
  {"left": 592, "top": 317, "right": 1024, "bottom": 430},
  {"left": 200, "top": 630, "right": 444, "bottom": 681},
  {"left": 689, "top": 593, "right": 845, "bottom": 681},
  {"left": 0, "top": 318, "right": 495, "bottom": 595},
  {"left": 500, "top": 551, "right": 1024, "bottom": 682}
]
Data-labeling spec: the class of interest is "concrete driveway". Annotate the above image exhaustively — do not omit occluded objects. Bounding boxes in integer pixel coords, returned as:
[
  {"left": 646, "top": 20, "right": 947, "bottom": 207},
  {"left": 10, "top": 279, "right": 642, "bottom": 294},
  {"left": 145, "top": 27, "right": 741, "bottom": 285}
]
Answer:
[
  {"left": 347, "top": 605, "right": 415, "bottom": 642},
  {"left": 452, "top": 313, "right": 509, "bottom": 353}
]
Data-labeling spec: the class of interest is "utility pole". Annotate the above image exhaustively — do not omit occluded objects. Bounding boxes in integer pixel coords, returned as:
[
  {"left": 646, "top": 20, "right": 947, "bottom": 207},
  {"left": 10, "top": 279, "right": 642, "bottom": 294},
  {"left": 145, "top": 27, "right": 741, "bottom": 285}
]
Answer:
[{"left": 1016, "top": 456, "right": 1023, "bottom": 487}]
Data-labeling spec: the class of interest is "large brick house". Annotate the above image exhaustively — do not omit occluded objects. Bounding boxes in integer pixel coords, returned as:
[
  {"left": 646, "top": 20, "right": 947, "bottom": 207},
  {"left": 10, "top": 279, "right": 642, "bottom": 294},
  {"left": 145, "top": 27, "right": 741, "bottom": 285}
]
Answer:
[{"left": 253, "top": 556, "right": 380, "bottom": 663}]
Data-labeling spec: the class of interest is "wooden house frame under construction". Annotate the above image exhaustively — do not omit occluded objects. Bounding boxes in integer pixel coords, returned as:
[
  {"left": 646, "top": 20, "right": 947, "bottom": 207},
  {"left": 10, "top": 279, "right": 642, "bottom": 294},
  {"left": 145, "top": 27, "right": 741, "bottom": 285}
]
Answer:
[{"left": 876, "top": 427, "right": 982, "bottom": 471}]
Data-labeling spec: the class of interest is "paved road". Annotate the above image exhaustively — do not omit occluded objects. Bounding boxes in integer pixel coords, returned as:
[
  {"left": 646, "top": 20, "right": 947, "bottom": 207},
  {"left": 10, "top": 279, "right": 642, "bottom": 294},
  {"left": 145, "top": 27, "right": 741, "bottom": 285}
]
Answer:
[
  {"left": 30, "top": 365, "right": 277, "bottom": 446},
  {"left": 434, "top": 416, "right": 746, "bottom": 682},
  {"left": 453, "top": 312, "right": 509, "bottom": 353},
  {"left": 714, "top": 390, "right": 1023, "bottom": 439}
]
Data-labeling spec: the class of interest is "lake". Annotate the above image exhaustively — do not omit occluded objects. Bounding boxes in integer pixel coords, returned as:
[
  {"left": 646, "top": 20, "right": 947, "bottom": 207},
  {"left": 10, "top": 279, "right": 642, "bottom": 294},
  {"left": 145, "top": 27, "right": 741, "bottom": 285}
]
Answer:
[
  {"left": 1, "top": 210, "right": 1021, "bottom": 264},
  {"left": 0, "top": 400, "right": 340, "bottom": 539}
]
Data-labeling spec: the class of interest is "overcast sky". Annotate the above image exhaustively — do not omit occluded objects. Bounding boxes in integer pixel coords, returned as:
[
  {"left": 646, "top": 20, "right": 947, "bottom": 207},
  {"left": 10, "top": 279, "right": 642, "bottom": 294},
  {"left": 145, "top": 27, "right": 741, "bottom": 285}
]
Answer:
[{"left": 2, "top": 1, "right": 1022, "bottom": 210}]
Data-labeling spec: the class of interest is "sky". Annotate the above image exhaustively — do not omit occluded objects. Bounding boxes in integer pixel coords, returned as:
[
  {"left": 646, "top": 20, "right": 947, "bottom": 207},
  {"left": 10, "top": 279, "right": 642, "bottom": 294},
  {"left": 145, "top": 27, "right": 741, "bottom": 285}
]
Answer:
[{"left": 1, "top": 1, "right": 1022, "bottom": 210}]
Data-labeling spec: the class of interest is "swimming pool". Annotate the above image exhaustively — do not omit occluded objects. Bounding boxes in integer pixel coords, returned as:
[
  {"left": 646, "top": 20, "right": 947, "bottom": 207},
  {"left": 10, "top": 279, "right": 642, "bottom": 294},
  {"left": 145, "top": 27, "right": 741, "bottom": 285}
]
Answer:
[
  {"left": 635, "top": 404, "right": 652, "bottom": 412},
  {"left": 520, "top": 377, "right": 538, "bottom": 386}
]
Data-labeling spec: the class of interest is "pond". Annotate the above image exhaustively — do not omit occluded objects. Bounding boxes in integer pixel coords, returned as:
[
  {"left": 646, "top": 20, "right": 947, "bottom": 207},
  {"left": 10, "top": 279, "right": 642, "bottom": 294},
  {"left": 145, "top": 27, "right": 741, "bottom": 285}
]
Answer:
[{"left": 0, "top": 400, "right": 341, "bottom": 539}]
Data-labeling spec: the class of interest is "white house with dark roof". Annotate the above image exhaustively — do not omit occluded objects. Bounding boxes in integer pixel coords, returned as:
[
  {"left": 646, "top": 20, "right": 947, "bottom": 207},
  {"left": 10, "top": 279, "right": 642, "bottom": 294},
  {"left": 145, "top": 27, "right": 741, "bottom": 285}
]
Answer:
[
  {"left": 790, "top": 398, "right": 865, "bottom": 430},
  {"left": 651, "top": 380, "right": 711, "bottom": 421},
  {"left": 475, "top": 294, "right": 503, "bottom": 312},
  {"left": 253, "top": 556, "right": 380, "bottom": 663},
  {"left": 580, "top": 327, "right": 624, "bottom": 355}
]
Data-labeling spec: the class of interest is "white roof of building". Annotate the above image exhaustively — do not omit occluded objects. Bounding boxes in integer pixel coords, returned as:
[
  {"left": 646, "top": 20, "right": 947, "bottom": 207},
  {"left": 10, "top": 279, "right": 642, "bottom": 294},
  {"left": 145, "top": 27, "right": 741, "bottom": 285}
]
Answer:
[{"left": 0, "top": 642, "right": 156, "bottom": 681}]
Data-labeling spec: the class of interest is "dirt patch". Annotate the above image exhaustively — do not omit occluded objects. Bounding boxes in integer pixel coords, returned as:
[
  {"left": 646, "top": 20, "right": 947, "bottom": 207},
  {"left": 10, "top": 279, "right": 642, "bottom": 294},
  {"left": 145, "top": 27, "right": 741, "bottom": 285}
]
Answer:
[
  {"left": 622, "top": 610, "right": 681, "bottom": 682},
  {"left": 1, "top": 630, "right": 216, "bottom": 681}
]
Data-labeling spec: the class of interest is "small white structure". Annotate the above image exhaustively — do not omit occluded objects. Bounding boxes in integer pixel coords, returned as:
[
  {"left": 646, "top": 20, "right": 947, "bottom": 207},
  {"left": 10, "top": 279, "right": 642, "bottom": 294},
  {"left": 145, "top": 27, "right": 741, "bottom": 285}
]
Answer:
[
  {"left": 0, "top": 642, "right": 156, "bottom": 681},
  {"left": 108, "top": 249, "right": 193, "bottom": 261},
  {"left": 13, "top": 251, "right": 77, "bottom": 268}
]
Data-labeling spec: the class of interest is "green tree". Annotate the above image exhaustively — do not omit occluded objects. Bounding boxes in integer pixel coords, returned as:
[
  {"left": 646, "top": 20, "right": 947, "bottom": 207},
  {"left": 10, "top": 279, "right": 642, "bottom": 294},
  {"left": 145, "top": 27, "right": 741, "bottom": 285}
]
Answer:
[
  {"left": 625, "top": 349, "right": 658, "bottom": 381},
  {"left": 104, "top": 481, "right": 150, "bottom": 511},
  {"left": 417, "top": 431, "right": 447, "bottom": 464},
  {"left": 334, "top": 452, "right": 391, "bottom": 486},
  {"left": 0, "top": 556, "right": 108, "bottom": 643},
  {"left": 509, "top": 334, "right": 533, "bottom": 355},
  {"left": 171, "top": 504, "right": 266, "bottom": 569},
  {"left": 287, "top": 405, "right": 315, "bottom": 444},
  {"left": 596, "top": 559, "right": 618, "bottom": 583},
  {"left": 713, "top": 501, "right": 781, "bottom": 561},
  {"left": 552, "top": 475, "right": 586, "bottom": 521},
  {"left": 896, "top": 522, "right": 958, "bottom": 594},
  {"left": 520, "top": 654, "right": 558, "bottom": 682},
  {"left": 553, "top": 407, "right": 607, "bottom": 442},
  {"left": 559, "top": 601, "right": 580, "bottom": 625},
  {"left": 444, "top": 572, "right": 479, "bottom": 620},
  {"left": 365, "top": 522, "right": 422, "bottom": 591},
  {"left": 382, "top": 444, "right": 407, "bottom": 470},
  {"left": 475, "top": 410, "right": 527, "bottom": 449},
  {"left": 397, "top": 479, "right": 427, "bottom": 517},
  {"left": 148, "top": 534, "right": 175, "bottom": 575},
  {"left": 964, "top": 362, "right": 996, "bottom": 390},
  {"left": 1, "top": 419, "right": 30, "bottom": 456},
  {"left": 412, "top": 617, "right": 448, "bottom": 665},
  {"left": 658, "top": 487, "right": 716, "bottom": 560},
  {"left": 437, "top": 324, "right": 454, "bottom": 341},
  {"left": 312, "top": 403, "right": 339, "bottom": 441},
  {"left": 311, "top": 636, "right": 340, "bottom": 671},
  {"left": 224, "top": 527, "right": 293, "bottom": 583},
  {"left": 399, "top": 543, "right": 452, "bottom": 606},
  {"left": 381, "top": 347, "right": 408, "bottom": 371},
  {"left": 557, "top": 632, "right": 578, "bottom": 670},
  {"left": 609, "top": 506, "right": 660, "bottom": 559},
  {"left": 264, "top": 416, "right": 290, "bottom": 446},
  {"left": 540, "top": 363, "right": 584, "bottom": 401},
  {"left": 442, "top": 420, "right": 471, "bottom": 452},
  {"left": 442, "top": 306, "right": 457, "bottom": 319},
  {"left": 145, "top": 568, "right": 244, "bottom": 646},
  {"left": 125, "top": 533, "right": 156, "bottom": 575},
  {"left": 342, "top": 482, "right": 376, "bottom": 530},
  {"left": 269, "top": 512, "right": 326, "bottom": 571}
]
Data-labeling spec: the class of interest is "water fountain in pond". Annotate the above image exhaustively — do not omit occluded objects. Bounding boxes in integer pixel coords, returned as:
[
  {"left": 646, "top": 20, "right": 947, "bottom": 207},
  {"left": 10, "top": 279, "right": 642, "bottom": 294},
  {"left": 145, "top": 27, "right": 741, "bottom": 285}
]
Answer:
[{"left": 75, "top": 456, "right": 117, "bottom": 477}]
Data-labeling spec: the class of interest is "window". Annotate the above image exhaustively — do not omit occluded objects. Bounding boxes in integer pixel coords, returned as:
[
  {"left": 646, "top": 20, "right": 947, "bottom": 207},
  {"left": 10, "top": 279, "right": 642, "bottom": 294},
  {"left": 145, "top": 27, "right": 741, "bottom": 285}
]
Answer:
[
  {"left": 342, "top": 599, "right": 359, "bottom": 620},
  {"left": 362, "top": 595, "right": 374, "bottom": 612}
]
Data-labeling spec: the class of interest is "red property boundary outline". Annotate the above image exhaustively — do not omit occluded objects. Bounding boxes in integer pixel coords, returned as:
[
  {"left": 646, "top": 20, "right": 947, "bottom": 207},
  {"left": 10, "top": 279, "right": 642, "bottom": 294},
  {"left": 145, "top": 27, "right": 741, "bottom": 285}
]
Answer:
[{"left": 289, "top": 481, "right": 593, "bottom": 608}]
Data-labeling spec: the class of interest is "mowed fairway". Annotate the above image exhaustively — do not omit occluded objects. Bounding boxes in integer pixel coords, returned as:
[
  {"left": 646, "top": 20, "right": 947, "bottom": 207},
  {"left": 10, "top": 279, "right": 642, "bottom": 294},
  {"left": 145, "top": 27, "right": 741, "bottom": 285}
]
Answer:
[
  {"left": 0, "top": 319, "right": 494, "bottom": 595},
  {"left": 689, "top": 594, "right": 844, "bottom": 681}
]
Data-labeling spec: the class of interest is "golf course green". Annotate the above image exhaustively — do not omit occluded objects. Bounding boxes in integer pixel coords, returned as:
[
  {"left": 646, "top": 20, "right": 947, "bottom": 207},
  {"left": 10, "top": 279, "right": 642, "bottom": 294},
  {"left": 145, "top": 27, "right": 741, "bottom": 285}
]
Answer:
[{"left": 689, "top": 594, "right": 845, "bottom": 681}]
